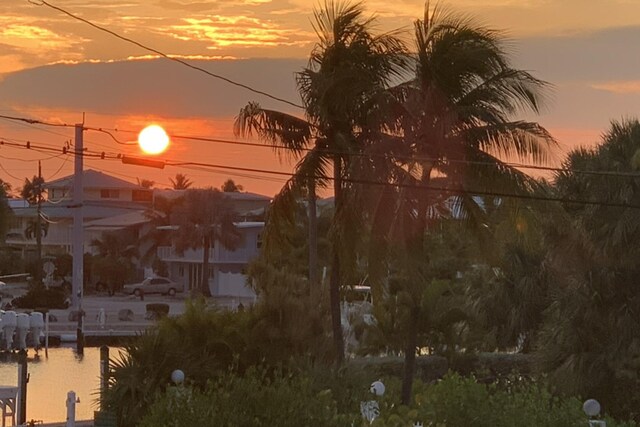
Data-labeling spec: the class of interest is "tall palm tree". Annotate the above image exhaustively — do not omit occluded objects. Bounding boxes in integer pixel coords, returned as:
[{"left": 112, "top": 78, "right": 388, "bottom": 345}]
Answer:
[
  {"left": 538, "top": 119, "right": 640, "bottom": 420},
  {"left": 235, "top": 102, "right": 323, "bottom": 301},
  {"left": 0, "top": 180, "right": 11, "bottom": 245},
  {"left": 172, "top": 188, "right": 241, "bottom": 297},
  {"left": 169, "top": 173, "right": 193, "bottom": 190},
  {"left": 237, "top": 1, "right": 406, "bottom": 365},
  {"left": 366, "top": 3, "right": 556, "bottom": 403},
  {"left": 21, "top": 174, "right": 46, "bottom": 286}
]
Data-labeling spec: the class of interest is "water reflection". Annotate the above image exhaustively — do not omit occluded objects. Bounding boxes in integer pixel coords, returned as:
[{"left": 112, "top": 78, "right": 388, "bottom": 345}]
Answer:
[{"left": 0, "top": 346, "right": 109, "bottom": 423}]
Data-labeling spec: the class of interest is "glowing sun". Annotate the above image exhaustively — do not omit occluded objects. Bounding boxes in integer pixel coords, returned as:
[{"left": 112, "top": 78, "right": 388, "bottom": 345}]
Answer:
[{"left": 138, "top": 124, "right": 170, "bottom": 155}]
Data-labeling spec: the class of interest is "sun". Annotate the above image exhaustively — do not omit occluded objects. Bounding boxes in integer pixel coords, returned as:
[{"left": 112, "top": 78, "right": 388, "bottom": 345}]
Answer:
[{"left": 138, "top": 124, "right": 170, "bottom": 155}]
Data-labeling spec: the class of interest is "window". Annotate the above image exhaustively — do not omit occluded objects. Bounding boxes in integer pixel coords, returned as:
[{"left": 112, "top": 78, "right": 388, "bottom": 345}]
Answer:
[
  {"left": 179, "top": 266, "right": 185, "bottom": 277},
  {"left": 209, "top": 268, "right": 214, "bottom": 279},
  {"left": 256, "top": 233, "right": 263, "bottom": 249},
  {"left": 100, "top": 189, "right": 120, "bottom": 199}
]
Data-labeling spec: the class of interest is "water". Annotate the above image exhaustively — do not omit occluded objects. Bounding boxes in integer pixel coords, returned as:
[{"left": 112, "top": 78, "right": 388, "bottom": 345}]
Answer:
[{"left": 0, "top": 346, "right": 116, "bottom": 423}]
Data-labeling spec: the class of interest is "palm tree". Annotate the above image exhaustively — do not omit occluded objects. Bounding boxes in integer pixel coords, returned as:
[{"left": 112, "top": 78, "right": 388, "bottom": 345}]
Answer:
[
  {"left": 236, "top": 1, "right": 406, "bottom": 364},
  {"left": 235, "top": 102, "right": 323, "bottom": 302},
  {"left": 90, "top": 230, "right": 139, "bottom": 291},
  {"left": 137, "top": 178, "right": 155, "bottom": 189},
  {"left": 0, "top": 180, "right": 11, "bottom": 245},
  {"left": 221, "top": 179, "right": 244, "bottom": 192},
  {"left": 537, "top": 119, "right": 640, "bottom": 420},
  {"left": 21, "top": 173, "right": 46, "bottom": 286},
  {"left": 172, "top": 188, "right": 241, "bottom": 297},
  {"left": 169, "top": 173, "right": 193, "bottom": 190},
  {"left": 365, "top": 3, "right": 556, "bottom": 403}
]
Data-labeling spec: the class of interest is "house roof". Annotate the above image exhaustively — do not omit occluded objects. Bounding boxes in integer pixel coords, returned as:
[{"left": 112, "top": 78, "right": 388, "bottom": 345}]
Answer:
[
  {"left": 153, "top": 189, "right": 271, "bottom": 202},
  {"left": 47, "top": 169, "right": 141, "bottom": 190},
  {"left": 84, "top": 210, "right": 150, "bottom": 230},
  {"left": 12, "top": 204, "right": 140, "bottom": 220}
]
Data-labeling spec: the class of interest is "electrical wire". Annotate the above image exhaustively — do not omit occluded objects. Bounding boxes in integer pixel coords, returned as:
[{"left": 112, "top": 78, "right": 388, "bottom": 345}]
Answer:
[
  {"left": 33, "top": 0, "right": 304, "bottom": 110},
  {"left": 4, "top": 112, "right": 640, "bottom": 179},
  {"left": 4, "top": 135, "right": 640, "bottom": 209}
]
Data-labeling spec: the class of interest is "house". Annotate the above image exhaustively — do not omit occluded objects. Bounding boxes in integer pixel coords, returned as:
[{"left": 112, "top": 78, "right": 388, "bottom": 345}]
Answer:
[
  {"left": 5, "top": 169, "right": 271, "bottom": 299},
  {"left": 6, "top": 169, "right": 151, "bottom": 258},
  {"left": 155, "top": 191, "right": 271, "bottom": 298}
]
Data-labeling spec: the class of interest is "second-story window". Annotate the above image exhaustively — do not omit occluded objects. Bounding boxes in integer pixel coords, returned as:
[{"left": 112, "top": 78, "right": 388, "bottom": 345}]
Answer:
[{"left": 100, "top": 189, "right": 120, "bottom": 199}]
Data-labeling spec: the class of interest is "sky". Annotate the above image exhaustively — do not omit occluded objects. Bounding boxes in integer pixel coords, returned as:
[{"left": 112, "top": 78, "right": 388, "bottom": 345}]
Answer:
[{"left": 1, "top": 0, "right": 640, "bottom": 196}]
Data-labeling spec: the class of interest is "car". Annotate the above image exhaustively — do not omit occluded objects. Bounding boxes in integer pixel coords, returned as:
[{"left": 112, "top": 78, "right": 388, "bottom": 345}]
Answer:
[{"left": 123, "top": 277, "right": 183, "bottom": 297}]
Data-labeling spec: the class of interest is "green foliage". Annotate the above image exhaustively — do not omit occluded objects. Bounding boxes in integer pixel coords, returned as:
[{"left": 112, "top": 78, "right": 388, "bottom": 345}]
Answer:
[
  {"left": 536, "top": 119, "right": 640, "bottom": 421},
  {"left": 11, "top": 287, "right": 68, "bottom": 309},
  {"left": 145, "top": 303, "right": 169, "bottom": 318},
  {"left": 0, "top": 248, "right": 24, "bottom": 276},
  {"left": 373, "top": 373, "right": 633, "bottom": 427},
  {"left": 139, "top": 367, "right": 360, "bottom": 427},
  {"left": 106, "top": 300, "right": 264, "bottom": 426}
]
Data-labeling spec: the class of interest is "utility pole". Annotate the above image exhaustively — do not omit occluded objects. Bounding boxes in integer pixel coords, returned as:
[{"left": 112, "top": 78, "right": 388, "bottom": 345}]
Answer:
[
  {"left": 72, "top": 124, "right": 84, "bottom": 348},
  {"left": 35, "top": 160, "right": 43, "bottom": 286}
]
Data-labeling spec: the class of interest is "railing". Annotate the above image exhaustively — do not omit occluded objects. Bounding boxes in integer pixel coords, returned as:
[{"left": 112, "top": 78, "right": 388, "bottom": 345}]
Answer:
[{"left": 157, "top": 246, "right": 258, "bottom": 264}]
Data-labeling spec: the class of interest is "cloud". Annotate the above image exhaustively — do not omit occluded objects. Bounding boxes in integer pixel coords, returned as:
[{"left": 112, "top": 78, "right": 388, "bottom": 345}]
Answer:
[
  {"left": 167, "top": 16, "right": 315, "bottom": 49},
  {"left": 0, "top": 58, "right": 304, "bottom": 118},
  {"left": 591, "top": 80, "right": 640, "bottom": 94}
]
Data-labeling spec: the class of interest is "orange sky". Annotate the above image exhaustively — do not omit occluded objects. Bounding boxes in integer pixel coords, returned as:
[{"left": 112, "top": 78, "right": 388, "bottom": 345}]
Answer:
[{"left": 1, "top": 1, "right": 639, "bottom": 196}]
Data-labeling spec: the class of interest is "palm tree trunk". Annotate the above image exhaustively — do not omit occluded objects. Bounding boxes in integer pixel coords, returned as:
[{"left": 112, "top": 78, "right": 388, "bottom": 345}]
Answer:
[
  {"left": 330, "top": 156, "right": 345, "bottom": 365},
  {"left": 308, "top": 181, "right": 319, "bottom": 299},
  {"left": 401, "top": 306, "right": 420, "bottom": 405},
  {"left": 201, "top": 234, "right": 212, "bottom": 297},
  {"left": 35, "top": 186, "right": 43, "bottom": 287}
]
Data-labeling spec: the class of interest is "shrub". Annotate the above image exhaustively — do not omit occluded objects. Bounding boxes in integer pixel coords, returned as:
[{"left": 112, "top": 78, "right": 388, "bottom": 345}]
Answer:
[
  {"left": 144, "top": 303, "right": 169, "bottom": 319},
  {"left": 139, "top": 367, "right": 360, "bottom": 427},
  {"left": 11, "top": 287, "right": 68, "bottom": 309},
  {"left": 372, "top": 373, "right": 635, "bottom": 427}
]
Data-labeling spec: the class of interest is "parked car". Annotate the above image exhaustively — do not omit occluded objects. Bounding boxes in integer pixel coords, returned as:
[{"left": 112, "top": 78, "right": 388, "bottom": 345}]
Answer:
[{"left": 123, "top": 277, "right": 183, "bottom": 297}]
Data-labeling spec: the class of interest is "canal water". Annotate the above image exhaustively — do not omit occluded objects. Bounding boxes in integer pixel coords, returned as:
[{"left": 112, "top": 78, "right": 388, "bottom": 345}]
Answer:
[{"left": 0, "top": 346, "right": 120, "bottom": 423}]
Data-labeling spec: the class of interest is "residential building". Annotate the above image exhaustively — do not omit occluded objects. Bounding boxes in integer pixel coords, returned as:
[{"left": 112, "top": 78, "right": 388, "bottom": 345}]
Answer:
[
  {"left": 6, "top": 169, "right": 151, "bottom": 257},
  {"left": 155, "top": 191, "right": 271, "bottom": 298}
]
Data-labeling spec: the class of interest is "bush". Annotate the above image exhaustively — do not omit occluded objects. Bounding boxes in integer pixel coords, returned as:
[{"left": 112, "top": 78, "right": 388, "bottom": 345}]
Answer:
[
  {"left": 372, "top": 373, "right": 635, "bottom": 427},
  {"left": 11, "top": 287, "right": 68, "bottom": 309},
  {"left": 139, "top": 367, "right": 360, "bottom": 427},
  {"left": 145, "top": 303, "right": 169, "bottom": 319}
]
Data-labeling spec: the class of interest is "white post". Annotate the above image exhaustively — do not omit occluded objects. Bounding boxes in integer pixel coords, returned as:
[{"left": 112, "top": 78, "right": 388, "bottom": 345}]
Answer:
[
  {"left": 66, "top": 391, "right": 76, "bottom": 427},
  {"left": 44, "top": 312, "right": 49, "bottom": 358}
]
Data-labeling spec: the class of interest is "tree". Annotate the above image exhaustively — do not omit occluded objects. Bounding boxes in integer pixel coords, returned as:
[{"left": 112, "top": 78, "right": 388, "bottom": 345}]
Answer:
[
  {"left": 172, "top": 188, "right": 240, "bottom": 297},
  {"left": 90, "top": 229, "right": 139, "bottom": 291},
  {"left": 169, "top": 173, "right": 193, "bottom": 190},
  {"left": 537, "top": 119, "right": 640, "bottom": 420},
  {"left": 0, "top": 180, "right": 12, "bottom": 246},
  {"left": 137, "top": 178, "right": 155, "bottom": 189},
  {"left": 365, "top": 3, "right": 555, "bottom": 403},
  {"left": 235, "top": 103, "right": 322, "bottom": 302},
  {"left": 237, "top": 0, "right": 406, "bottom": 365},
  {"left": 221, "top": 179, "right": 244, "bottom": 192},
  {"left": 21, "top": 173, "right": 46, "bottom": 286}
]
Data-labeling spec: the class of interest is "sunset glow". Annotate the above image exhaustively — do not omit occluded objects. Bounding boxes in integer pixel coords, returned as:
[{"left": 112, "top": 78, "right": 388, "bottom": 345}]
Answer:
[{"left": 138, "top": 124, "right": 170, "bottom": 155}]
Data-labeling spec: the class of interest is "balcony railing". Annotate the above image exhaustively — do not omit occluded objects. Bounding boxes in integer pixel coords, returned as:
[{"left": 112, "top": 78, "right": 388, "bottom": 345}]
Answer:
[{"left": 157, "top": 245, "right": 257, "bottom": 264}]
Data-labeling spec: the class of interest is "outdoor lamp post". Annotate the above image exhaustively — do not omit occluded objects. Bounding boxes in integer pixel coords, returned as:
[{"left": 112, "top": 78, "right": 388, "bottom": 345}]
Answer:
[
  {"left": 583, "top": 399, "right": 606, "bottom": 427},
  {"left": 171, "top": 369, "right": 185, "bottom": 386}
]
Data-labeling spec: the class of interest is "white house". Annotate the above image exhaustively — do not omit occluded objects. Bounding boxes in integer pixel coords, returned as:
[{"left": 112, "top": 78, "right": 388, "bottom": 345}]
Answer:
[
  {"left": 6, "top": 169, "right": 151, "bottom": 257},
  {"left": 155, "top": 191, "right": 271, "bottom": 298},
  {"left": 5, "top": 169, "right": 271, "bottom": 299}
]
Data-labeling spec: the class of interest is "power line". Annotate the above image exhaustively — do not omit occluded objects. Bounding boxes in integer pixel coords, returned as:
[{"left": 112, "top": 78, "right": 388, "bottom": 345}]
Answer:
[
  {"left": 4, "top": 112, "right": 640, "bottom": 179},
  {"left": 33, "top": 0, "right": 304, "bottom": 110},
  {"left": 3, "top": 136, "right": 640, "bottom": 210}
]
